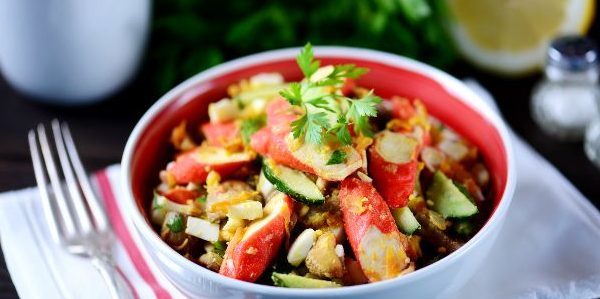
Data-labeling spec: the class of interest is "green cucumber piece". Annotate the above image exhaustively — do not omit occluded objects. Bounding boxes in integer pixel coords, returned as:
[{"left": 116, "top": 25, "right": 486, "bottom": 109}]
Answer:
[
  {"left": 272, "top": 273, "right": 341, "bottom": 288},
  {"left": 392, "top": 207, "right": 421, "bottom": 235},
  {"left": 262, "top": 159, "right": 325, "bottom": 205},
  {"left": 426, "top": 171, "right": 478, "bottom": 218},
  {"left": 454, "top": 220, "right": 474, "bottom": 236}
]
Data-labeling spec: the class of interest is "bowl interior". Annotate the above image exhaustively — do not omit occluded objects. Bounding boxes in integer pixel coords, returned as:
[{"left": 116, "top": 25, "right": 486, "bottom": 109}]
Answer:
[{"left": 129, "top": 56, "right": 508, "bottom": 231}]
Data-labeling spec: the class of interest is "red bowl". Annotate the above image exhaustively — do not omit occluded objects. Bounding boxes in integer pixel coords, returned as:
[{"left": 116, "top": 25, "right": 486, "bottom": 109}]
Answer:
[{"left": 121, "top": 47, "right": 516, "bottom": 298}]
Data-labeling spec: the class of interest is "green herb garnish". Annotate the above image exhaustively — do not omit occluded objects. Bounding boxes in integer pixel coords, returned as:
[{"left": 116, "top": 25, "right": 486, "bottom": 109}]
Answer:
[
  {"left": 152, "top": 192, "right": 165, "bottom": 210},
  {"left": 326, "top": 150, "right": 347, "bottom": 165},
  {"left": 196, "top": 195, "right": 207, "bottom": 203},
  {"left": 166, "top": 214, "right": 184, "bottom": 233},
  {"left": 279, "top": 43, "right": 381, "bottom": 145},
  {"left": 454, "top": 220, "right": 474, "bottom": 236},
  {"left": 240, "top": 115, "right": 266, "bottom": 144},
  {"left": 149, "top": 1, "right": 457, "bottom": 95},
  {"left": 212, "top": 241, "right": 227, "bottom": 257}
]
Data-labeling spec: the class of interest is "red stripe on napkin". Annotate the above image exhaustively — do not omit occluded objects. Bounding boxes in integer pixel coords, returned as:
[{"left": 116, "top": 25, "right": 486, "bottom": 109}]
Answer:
[
  {"left": 117, "top": 265, "right": 140, "bottom": 299},
  {"left": 96, "top": 170, "right": 172, "bottom": 299}
]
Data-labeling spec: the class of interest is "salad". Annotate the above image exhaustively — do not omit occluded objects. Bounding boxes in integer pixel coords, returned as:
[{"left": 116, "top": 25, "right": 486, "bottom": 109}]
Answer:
[{"left": 150, "top": 44, "right": 492, "bottom": 288}]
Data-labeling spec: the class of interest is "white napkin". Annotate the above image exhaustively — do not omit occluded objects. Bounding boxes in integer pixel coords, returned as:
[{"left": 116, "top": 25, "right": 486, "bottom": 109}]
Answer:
[
  {"left": 1, "top": 82, "right": 599, "bottom": 299},
  {"left": 0, "top": 169, "right": 184, "bottom": 299},
  {"left": 451, "top": 80, "right": 600, "bottom": 298}
]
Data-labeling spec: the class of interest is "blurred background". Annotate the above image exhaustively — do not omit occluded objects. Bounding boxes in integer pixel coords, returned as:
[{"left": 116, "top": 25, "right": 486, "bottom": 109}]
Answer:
[
  {"left": 0, "top": 0, "right": 598, "bottom": 188},
  {"left": 0, "top": 0, "right": 599, "bottom": 222},
  {"left": 2, "top": 0, "right": 598, "bottom": 191},
  {"left": 0, "top": 0, "right": 599, "bottom": 295}
]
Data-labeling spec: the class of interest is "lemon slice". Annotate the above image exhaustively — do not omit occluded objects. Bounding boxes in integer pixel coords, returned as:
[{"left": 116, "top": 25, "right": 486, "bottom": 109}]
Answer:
[{"left": 446, "top": 0, "right": 595, "bottom": 75}]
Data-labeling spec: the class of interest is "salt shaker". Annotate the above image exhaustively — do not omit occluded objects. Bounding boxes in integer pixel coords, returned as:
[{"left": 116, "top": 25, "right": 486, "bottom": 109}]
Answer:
[
  {"left": 584, "top": 85, "right": 600, "bottom": 168},
  {"left": 530, "top": 36, "right": 599, "bottom": 141}
]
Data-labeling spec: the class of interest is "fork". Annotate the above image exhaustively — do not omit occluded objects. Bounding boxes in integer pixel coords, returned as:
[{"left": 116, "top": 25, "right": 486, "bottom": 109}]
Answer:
[{"left": 28, "top": 120, "right": 133, "bottom": 299}]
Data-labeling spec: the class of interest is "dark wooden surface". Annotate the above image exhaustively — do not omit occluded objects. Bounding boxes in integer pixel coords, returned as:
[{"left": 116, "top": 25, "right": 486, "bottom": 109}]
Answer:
[{"left": 1, "top": 35, "right": 600, "bottom": 299}]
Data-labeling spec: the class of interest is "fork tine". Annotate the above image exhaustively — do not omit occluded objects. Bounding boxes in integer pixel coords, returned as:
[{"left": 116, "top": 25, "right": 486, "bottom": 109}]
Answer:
[
  {"left": 28, "top": 130, "right": 63, "bottom": 244},
  {"left": 51, "top": 120, "right": 94, "bottom": 235},
  {"left": 36, "top": 124, "right": 78, "bottom": 239},
  {"left": 60, "top": 122, "right": 109, "bottom": 232}
]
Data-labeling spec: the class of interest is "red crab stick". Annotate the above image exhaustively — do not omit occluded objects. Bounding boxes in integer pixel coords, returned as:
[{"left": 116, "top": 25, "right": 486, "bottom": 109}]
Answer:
[
  {"left": 201, "top": 121, "right": 240, "bottom": 148},
  {"left": 220, "top": 193, "right": 294, "bottom": 282},
  {"left": 368, "top": 130, "right": 419, "bottom": 208},
  {"left": 387, "top": 98, "right": 431, "bottom": 148},
  {"left": 389, "top": 97, "right": 417, "bottom": 120},
  {"left": 161, "top": 187, "right": 199, "bottom": 204},
  {"left": 339, "top": 177, "right": 411, "bottom": 282},
  {"left": 250, "top": 99, "right": 315, "bottom": 174},
  {"left": 167, "top": 145, "right": 254, "bottom": 185},
  {"left": 251, "top": 99, "right": 362, "bottom": 180}
]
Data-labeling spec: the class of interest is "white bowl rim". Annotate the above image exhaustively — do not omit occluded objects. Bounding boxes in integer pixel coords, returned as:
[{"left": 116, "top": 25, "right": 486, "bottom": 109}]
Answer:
[{"left": 121, "top": 46, "right": 517, "bottom": 297}]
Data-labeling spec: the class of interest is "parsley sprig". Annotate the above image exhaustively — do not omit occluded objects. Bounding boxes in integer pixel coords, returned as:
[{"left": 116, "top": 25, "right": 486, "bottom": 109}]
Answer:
[
  {"left": 166, "top": 214, "right": 184, "bottom": 233},
  {"left": 279, "top": 43, "right": 381, "bottom": 145}
]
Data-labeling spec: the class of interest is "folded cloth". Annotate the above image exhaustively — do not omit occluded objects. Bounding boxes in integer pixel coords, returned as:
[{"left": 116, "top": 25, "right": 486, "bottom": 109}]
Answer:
[
  {"left": 1, "top": 83, "right": 600, "bottom": 299},
  {"left": 0, "top": 166, "right": 185, "bottom": 299}
]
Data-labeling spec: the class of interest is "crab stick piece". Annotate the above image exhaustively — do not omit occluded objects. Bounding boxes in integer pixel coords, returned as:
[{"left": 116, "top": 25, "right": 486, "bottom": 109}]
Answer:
[
  {"left": 339, "top": 177, "right": 411, "bottom": 282},
  {"left": 250, "top": 127, "right": 314, "bottom": 174},
  {"left": 250, "top": 99, "right": 314, "bottom": 173},
  {"left": 167, "top": 145, "right": 254, "bottom": 185},
  {"left": 220, "top": 193, "right": 295, "bottom": 282},
  {"left": 251, "top": 99, "right": 362, "bottom": 181},
  {"left": 389, "top": 97, "right": 417, "bottom": 120},
  {"left": 341, "top": 78, "right": 356, "bottom": 96},
  {"left": 369, "top": 130, "right": 419, "bottom": 208},
  {"left": 161, "top": 187, "right": 200, "bottom": 204},
  {"left": 201, "top": 121, "right": 241, "bottom": 148},
  {"left": 386, "top": 98, "right": 431, "bottom": 148}
]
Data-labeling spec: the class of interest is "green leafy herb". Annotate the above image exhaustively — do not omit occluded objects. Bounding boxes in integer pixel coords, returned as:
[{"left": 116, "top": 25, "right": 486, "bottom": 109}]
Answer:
[
  {"left": 296, "top": 42, "right": 320, "bottom": 78},
  {"left": 152, "top": 192, "right": 165, "bottom": 210},
  {"left": 454, "top": 220, "right": 474, "bottom": 236},
  {"left": 195, "top": 195, "right": 207, "bottom": 203},
  {"left": 326, "top": 150, "right": 347, "bottom": 165},
  {"left": 346, "top": 90, "right": 381, "bottom": 137},
  {"left": 149, "top": 0, "right": 457, "bottom": 95},
  {"left": 166, "top": 214, "right": 184, "bottom": 233},
  {"left": 397, "top": 0, "right": 432, "bottom": 24},
  {"left": 279, "top": 43, "right": 382, "bottom": 145},
  {"left": 314, "top": 64, "right": 368, "bottom": 87},
  {"left": 240, "top": 115, "right": 266, "bottom": 144},
  {"left": 212, "top": 241, "right": 227, "bottom": 257}
]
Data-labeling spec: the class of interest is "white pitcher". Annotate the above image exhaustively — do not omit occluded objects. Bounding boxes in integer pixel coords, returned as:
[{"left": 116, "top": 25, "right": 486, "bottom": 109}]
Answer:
[{"left": 0, "top": 0, "right": 150, "bottom": 105}]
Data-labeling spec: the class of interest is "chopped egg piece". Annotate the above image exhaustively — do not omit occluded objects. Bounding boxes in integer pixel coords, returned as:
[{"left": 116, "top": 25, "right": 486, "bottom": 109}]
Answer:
[
  {"left": 310, "top": 65, "right": 334, "bottom": 82},
  {"left": 356, "top": 171, "right": 372, "bottom": 183},
  {"left": 287, "top": 228, "right": 316, "bottom": 266},
  {"left": 249, "top": 73, "right": 284, "bottom": 87},
  {"left": 221, "top": 217, "right": 247, "bottom": 241},
  {"left": 185, "top": 217, "right": 220, "bottom": 242},
  {"left": 208, "top": 98, "right": 240, "bottom": 123},
  {"left": 257, "top": 170, "right": 276, "bottom": 200},
  {"left": 227, "top": 201, "right": 263, "bottom": 220},
  {"left": 334, "top": 244, "right": 345, "bottom": 258},
  {"left": 438, "top": 140, "right": 468, "bottom": 161}
]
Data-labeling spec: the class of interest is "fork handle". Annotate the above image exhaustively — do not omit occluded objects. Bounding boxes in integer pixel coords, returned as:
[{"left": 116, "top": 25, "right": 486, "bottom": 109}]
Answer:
[{"left": 91, "top": 253, "right": 135, "bottom": 299}]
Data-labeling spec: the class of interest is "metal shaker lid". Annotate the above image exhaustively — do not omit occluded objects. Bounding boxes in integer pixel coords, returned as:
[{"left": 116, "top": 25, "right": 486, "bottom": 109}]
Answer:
[{"left": 547, "top": 36, "right": 598, "bottom": 71}]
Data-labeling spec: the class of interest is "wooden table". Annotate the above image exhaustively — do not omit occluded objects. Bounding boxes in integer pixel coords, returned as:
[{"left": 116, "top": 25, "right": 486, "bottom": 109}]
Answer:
[{"left": 1, "top": 56, "right": 599, "bottom": 298}]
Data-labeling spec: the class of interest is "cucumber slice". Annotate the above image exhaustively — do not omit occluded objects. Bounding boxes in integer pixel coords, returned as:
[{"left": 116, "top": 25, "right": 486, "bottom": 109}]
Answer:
[
  {"left": 262, "top": 159, "right": 325, "bottom": 205},
  {"left": 392, "top": 207, "right": 421, "bottom": 235},
  {"left": 271, "top": 273, "right": 341, "bottom": 288},
  {"left": 426, "top": 171, "right": 478, "bottom": 218},
  {"left": 454, "top": 220, "right": 474, "bottom": 236}
]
